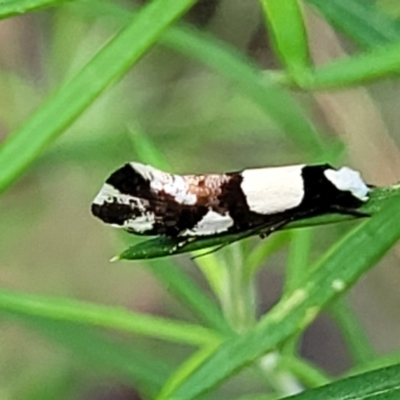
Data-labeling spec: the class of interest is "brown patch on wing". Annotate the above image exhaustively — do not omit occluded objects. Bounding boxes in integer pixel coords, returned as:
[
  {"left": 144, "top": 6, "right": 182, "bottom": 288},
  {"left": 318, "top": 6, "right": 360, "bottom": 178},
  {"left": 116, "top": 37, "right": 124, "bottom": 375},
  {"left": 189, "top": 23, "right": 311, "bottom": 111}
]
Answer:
[
  {"left": 101, "top": 165, "right": 238, "bottom": 236},
  {"left": 150, "top": 173, "right": 232, "bottom": 236},
  {"left": 183, "top": 174, "right": 230, "bottom": 206}
]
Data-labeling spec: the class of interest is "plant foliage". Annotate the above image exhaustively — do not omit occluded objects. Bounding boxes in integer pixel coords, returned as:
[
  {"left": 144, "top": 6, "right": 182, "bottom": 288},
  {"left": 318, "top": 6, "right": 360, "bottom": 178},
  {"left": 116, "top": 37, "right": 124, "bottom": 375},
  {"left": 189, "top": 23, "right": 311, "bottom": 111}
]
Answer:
[{"left": 1, "top": 0, "right": 400, "bottom": 399}]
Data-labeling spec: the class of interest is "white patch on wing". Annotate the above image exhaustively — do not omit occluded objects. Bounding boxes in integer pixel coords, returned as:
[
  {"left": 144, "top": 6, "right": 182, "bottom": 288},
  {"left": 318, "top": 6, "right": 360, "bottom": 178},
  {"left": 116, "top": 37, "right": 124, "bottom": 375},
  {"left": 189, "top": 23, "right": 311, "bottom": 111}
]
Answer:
[
  {"left": 181, "top": 210, "right": 234, "bottom": 236},
  {"left": 324, "top": 167, "right": 369, "bottom": 201},
  {"left": 92, "top": 183, "right": 122, "bottom": 205},
  {"left": 129, "top": 162, "right": 165, "bottom": 182},
  {"left": 162, "top": 175, "right": 197, "bottom": 205},
  {"left": 93, "top": 183, "right": 147, "bottom": 210},
  {"left": 124, "top": 213, "right": 156, "bottom": 233},
  {"left": 241, "top": 165, "right": 305, "bottom": 214},
  {"left": 130, "top": 162, "right": 197, "bottom": 205}
]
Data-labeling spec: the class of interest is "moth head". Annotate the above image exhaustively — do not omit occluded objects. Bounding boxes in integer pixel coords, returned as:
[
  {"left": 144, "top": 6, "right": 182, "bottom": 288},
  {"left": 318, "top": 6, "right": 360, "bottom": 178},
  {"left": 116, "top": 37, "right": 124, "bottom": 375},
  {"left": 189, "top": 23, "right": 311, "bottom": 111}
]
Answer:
[{"left": 324, "top": 167, "right": 370, "bottom": 201}]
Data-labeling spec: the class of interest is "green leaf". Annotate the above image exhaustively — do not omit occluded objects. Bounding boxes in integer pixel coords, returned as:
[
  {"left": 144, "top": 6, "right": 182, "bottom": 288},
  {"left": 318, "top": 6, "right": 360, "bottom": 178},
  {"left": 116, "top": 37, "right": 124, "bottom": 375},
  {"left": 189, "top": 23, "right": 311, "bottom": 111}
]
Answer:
[
  {"left": 0, "top": 0, "right": 196, "bottom": 194},
  {"left": 158, "top": 189, "right": 400, "bottom": 399},
  {"left": 244, "top": 232, "right": 290, "bottom": 278},
  {"left": 281, "top": 363, "right": 400, "bottom": 399},
  {"left": 157, "top": 26, "right": 326, "bottom": 155},
  {"left": 145, "top": 259, "right": 232, "bottom": 335},
  {"left": 295, "top": 1, "right": 400, "bottom": 90},
  {"left": 0, "top": 288, "right": 222, "bottom": 346},
  {"left": 115, "top": 185, "right": 399, "bottom": 260},
  {"left": 279, "top": 356, "right": 330, "bottom": 387},
  {"left": 284, "top": 229, "right": 313, "bottom": 293},
  {"left": 306, "top": 0, "right": 400, "bottom": 49},
  {"left": 301, "top": 40, "right": 400, "bottom": 89},
  {"left": 0, "top": 0, "right": 75, "bottom": 19},
  {"left": 158, "top": 343, "right": 222, "bottom": 400},
  {"left": 260, "top": 0, "right": 311, "bottom": 76},
  {"left": 2, "top": 314, "right": 171, "bottom": 398},
  {"left": 281, "top": 229, "right": 313, "bottom": 356},
  {"left": 329, "top": 299, "right": 375, "bottom": 364},
  {"left": 76, "top": 0, "right": 326, "bottom": 155}
]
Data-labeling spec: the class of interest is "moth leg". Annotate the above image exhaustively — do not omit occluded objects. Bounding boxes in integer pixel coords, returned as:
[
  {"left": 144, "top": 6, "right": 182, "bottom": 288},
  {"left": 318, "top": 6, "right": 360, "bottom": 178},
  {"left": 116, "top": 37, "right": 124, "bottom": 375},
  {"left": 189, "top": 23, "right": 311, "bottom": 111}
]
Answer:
[
  {"left": 329, "top": 205, "right": 370, "bottom": 218},
  {"left": 191, "top": 217, "right": 299, "bottom": 258},
  {"left": 254, "top": 217, "right": 295, "bottom": 239}
]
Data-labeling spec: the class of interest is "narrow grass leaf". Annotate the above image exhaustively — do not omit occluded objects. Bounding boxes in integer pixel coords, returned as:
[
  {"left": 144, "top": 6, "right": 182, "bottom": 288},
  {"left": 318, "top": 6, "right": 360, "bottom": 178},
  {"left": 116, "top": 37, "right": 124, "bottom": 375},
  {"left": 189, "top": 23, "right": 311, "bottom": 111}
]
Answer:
[
  {"left": 145, "top": 259, "right": 232, "bottom": 335},
  {"left": 302, "top": 40, "right": 400, "bottom": 89},
  {"left": 281, "top": 229, "right": 313, "bottom": 356},
  {"left": 1, "top": 314, "right": 171, "bottom": 398},
  {"left": 259, "top": 0, "right": 310, "bottom": 75},
  {"left": 0, "top": 288, "right": 222, "bottom": 346},
  {"left": 329, "top": 299, "right": 375, "bottom": 364},
  {"left": 279, "top": 356, "right": 330, "bottom": 387},
  {"left": 161, "top": 25, "right": 324, "bottom": 154},
  {"left": 0, "top": 0, "right": 196, "bottom": 193},
  {"left": 349, "top": 351, "right": 400, "bottom": 376},
  {"left": 284, "top": 229, "right": 313, "bottom": 293},
  {"left": 282, "top": 363, "right": 400, "bottom": 399},
  {"left": 128, "top": 125, "right": 170, "bottom": 170},
  {"left": 244, "top": 232, "right": 290, "bottom": 278},
  {"left": 0, "top": 0, "right": 75, "bottom": 19},
  {"left": 160, "top": 191, "right": 400, "bottom": 399},
  {"left": 157, "top": 343, "right": 221, "bottom": 400},
  {"left": 306, "top": 0, "right": 400, "bottom": 49},
  {"left": 76, "top": 0, "right": 326, "bottom": 154}
]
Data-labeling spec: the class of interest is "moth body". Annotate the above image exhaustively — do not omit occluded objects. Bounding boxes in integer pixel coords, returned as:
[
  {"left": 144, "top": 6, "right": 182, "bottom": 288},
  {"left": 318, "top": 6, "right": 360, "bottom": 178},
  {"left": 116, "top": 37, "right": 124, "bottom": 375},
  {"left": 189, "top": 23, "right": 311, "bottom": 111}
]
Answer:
[{"left": 91, "top": 163, "right": 370, "bottom": 238}]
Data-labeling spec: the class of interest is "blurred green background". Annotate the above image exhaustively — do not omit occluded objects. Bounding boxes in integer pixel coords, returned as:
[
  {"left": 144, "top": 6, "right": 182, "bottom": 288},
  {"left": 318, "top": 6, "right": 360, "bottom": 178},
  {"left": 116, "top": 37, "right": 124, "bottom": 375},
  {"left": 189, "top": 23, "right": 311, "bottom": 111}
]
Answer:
[{"left": 2, "top": 0, "right": 400, "bottom": 399}]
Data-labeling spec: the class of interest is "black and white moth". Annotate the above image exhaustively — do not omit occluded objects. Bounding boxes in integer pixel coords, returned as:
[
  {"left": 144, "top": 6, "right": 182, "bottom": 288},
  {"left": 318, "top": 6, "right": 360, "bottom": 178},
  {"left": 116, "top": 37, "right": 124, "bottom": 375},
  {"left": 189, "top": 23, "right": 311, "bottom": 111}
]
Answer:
[{"left": 91, "top": 162, "right": 370, "bottom": 248}]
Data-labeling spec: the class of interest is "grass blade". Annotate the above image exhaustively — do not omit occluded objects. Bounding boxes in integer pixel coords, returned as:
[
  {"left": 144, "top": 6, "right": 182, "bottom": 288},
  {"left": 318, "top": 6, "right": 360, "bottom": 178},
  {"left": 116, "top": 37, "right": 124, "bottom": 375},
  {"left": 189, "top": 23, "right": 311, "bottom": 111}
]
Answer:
[
  {"left": 159, "top": 190, "right": 400, "bottom": 399},
  {"left": 0, "top": 288, "right": 221, "bottom": 346},
  {"left": 2, "top": 314, "right": 171, "bottom": 398},
  {"left": 282, "top": 363, "right": 400, "bottom": 399},
  {"left": 145, "top": 259, "right": 232, "bottom": 335},
  {"left": 306, "top": 0, "right": 400, "bottom": 49},
  {"left": 76, "top": 0, "right": 326, "bottom": 154},
  {"left": 260, "top": 0, "right": 310, "bottom": 75},
  {"left": 302, "top": 40, "right": 400, "bottom": 89},
  {"left": 0, "top": 0, "right": 196, "bottom": 193},
  {"left": 0, "top": 0, "right": 75, "bottom": 19}
]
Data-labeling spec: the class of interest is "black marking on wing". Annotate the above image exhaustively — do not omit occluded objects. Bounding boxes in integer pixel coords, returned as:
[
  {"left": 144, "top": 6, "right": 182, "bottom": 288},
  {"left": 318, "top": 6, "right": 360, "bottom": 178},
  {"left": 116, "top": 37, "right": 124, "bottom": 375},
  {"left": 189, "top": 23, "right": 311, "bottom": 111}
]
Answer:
[
  {"left": 91, "top": 200, "right": 142, "bottom": 226},
  {"left": 106, "top": 164, "right": 150, "bottom": 197},
  {"left": 217, "top": 172, "right": 274, "bottom": 231},
  {"left": 160, "top": 206, "right": 209, "bottom": 236},
  {"left": 300, "top": 164, "right": 364, "bottom": 211},
  {"left": 217, "top": 165, "right": 366, "bottom": 236},
  {"left": 95, "top": 164, "right": 210, "bottom": 236},
  {"left": 92, "top": 197, "right": 209, "bottom": 237},
  {"left": 218, "top": 173, "right": 251, "bottom": 227}
]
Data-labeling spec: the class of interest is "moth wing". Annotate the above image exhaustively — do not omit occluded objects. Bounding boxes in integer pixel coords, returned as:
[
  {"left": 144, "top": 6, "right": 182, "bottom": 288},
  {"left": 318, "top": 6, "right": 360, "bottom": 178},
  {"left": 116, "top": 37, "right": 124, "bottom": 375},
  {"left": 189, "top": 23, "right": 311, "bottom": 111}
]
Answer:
[{"left": 91, "top": 163, "right": 214, "bottom": 236}]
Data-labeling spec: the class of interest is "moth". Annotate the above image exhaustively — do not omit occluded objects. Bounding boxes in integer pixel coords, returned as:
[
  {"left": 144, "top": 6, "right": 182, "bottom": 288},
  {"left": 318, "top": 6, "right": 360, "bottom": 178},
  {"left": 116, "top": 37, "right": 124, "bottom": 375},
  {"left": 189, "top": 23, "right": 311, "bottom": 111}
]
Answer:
[{"left": 91, "top": 162, "right": 370, "bottom": 250}]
